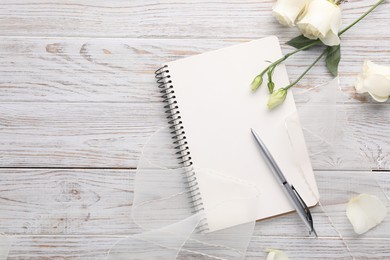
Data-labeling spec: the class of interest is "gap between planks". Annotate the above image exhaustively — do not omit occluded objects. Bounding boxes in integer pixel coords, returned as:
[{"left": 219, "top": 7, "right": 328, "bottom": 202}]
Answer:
[
  {"left": 0, "top": 167, "right": 136, "bottom": 170},
  {"left": 0, "top": 167, "right": 382, "bottom": 172}
]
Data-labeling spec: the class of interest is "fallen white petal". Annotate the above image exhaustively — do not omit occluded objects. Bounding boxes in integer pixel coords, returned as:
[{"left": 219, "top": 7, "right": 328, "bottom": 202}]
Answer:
[
  {"left": 266, "top": 249, "right": 288, "bottom": 260},
  {"left": 346, "top": 193, "right": 387, "bottom": 235}
]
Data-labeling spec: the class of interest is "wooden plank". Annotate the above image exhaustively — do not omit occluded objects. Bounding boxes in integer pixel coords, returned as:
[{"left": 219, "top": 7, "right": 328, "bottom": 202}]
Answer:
[
  {"left": 246, "top": 236, "right": 354, "bottom": 259},
  {"left": 0, "top": 0, "right": 387, "bottom": 38},
  {"left": 0, "top": 169, "right": 388, "bottom": 236},
  {"left": 0, "top": 102, "right": 164, "bottom": 168},
  {"left": 6, "top": 235, "right": 120, "bottom": 259},
  {"left": 0, "top": 37, "right": 161, "bottom": 103},
  {"left": 3, "top": 235, "right": 390, "bottom": 259},
  {"left": 246, "top": 237, "right": 390, "bottom": 259},
  {"left": 345, "top": 238, "right": 390, "bottom": 259},
  {"left": 0, "top": 102, "right": 389, "bottom": 169},
  {"left": 0, "top": 169, "right": 136, "bottom": 235},
  {"left": 0, "top": 37, "right": 389, "bottom": 103},
  {"left": 1, "top": 170, "right": 390, "bottom": 257}
]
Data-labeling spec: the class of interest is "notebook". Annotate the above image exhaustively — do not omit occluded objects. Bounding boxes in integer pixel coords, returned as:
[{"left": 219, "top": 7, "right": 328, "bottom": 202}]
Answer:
[{"left": 155, "top": 36, "right": 320, "bottom": 232}]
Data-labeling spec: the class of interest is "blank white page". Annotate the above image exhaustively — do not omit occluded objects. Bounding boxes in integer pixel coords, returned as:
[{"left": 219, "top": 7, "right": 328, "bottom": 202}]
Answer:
[{"left": 165, "top": 36, "right": 319, "bottom": 232}]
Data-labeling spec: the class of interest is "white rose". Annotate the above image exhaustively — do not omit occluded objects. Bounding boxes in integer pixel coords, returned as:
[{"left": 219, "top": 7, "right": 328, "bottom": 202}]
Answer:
[
  {"left": 297, "top": 0, "right": 342, "bottom": 46},
  {"left": 355, "top": 60, "right": 390, "bottom": 102},
  {"left": 272, "top": 0, "right": 311, "bottom": 27}
]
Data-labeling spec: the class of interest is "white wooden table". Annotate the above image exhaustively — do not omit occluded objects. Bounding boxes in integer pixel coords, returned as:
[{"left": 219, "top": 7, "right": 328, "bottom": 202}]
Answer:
[{"left": 0, "top": 0, "right": 389, "bottom": 259}]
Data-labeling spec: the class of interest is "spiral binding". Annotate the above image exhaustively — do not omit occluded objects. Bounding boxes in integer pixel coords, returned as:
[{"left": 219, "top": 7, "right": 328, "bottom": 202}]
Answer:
[{"left": 155, "top": 65, "right": 209, "bottom": 233}]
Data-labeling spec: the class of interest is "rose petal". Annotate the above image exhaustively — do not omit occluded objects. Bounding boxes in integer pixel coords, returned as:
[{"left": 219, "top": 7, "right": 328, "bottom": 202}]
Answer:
[
  {"left": 320, "top": 7, "right": 341, "bottom": 46},
  {"left": 330, "top": 6, "right": 342, "bottom": 34},
  {"left": 272, "top": 0, "right": 310, "bottom": 27},
  {"left": 368, "top": 94, "right": 389, "bottom": 103},
  {"left": 297, "top": 0, "right": 336, "bottom": 38},
  {"left": 320, "top": 29, "right": 340, "bottom": 46},
  {"left": 296, "top": 0, "right": 342, "bottom": 46},
  {"left": 354, "top": 73, "right": 366, "bottom": 93},
  {"left": 346, "top": 193, "right": 387, "bottom": 235},
  {"left": 366, "top": 60, "right": 390, "bottom": 77},
  {"left": 266, "top": 249, "right": 289, "bottom": 260},
  {"left": 364, "top": 74, "right": 390, "bottom": 101}
]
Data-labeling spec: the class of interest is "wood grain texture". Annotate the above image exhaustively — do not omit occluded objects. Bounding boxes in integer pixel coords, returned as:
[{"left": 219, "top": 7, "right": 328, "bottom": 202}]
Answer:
[
  {"left": 0, "top": 37, "right": 389, "bottom": 103},
  {"left": 0, "top": 169, "right": 135, "bottom": 235},
  {"left": 0, "top": 169, "right": 389, "bottom": 237},
  {"left": 0, "top": 102, "right": 162, "bottom": 168},
  {"left": 0, "top": 0, "right": 388, "bottom": 39},
  {"left": 4, "top": 235, "right": 389, "bottom": 259},
  {"left": 0, "top": 0, "right": 389, "bottom": 258},
  {"left": 6, "top": 235, "right": 121, "bottom": 259},
  {"left": 246, "top": 237, "right": 390, "bottom": 260},
  {"left": 0, "top": 102, "right": 389, "bottom": 169},
  {"left": 1, "top": 170, "right": 390, "bottom": 258}
]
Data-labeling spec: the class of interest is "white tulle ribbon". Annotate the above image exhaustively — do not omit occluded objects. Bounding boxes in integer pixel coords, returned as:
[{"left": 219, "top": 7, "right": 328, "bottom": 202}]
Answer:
[
  {"left": 286, "top": 78, "right": 390, "bottom": 258},
  {"left": 0, "top": 235, "right": 12, "bottom": 260},
  {"left": 107, "top": 127, "right": 260, "bottom": 259}
]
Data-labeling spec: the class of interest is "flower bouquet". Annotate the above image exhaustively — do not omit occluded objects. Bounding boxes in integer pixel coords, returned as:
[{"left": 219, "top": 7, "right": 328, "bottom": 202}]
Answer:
[{"left": 251, "top": 0, "right": 389, "bottom": 109}]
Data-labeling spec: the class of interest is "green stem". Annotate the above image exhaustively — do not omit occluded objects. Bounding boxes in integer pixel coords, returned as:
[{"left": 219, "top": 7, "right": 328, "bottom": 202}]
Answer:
[
  {"left": 285, "top": 49, "right": 327, "bottom": 90},
  {"left": 258, "top": 40, "right": 320, "bottom": 77},
  {"left": 339, "top": 0, "right": 384, "bottom": 35}
]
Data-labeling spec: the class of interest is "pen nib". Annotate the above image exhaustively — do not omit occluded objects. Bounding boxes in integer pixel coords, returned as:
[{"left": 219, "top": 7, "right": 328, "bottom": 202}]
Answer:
[{"left": 311, "top": 228, "right": 318, "bottom": 238}]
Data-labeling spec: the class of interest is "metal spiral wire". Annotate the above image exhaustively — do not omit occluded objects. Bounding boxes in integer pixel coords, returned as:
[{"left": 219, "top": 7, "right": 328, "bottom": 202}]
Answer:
[{"left": 155, "top": 65, "right": 209, "bottom": 233}]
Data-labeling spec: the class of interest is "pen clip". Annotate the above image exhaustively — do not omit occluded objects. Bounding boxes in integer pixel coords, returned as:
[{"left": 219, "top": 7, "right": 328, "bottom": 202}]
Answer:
[{"left": 291, "top": 185, "right": 316, "bottom": 236}]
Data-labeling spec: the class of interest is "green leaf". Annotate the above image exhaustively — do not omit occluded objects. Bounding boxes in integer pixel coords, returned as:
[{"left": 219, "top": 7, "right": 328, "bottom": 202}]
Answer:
[
  {"left": 286, "top": 35, "right": 320, "bottom": 50},
  {"left": 325, "top": 45, "right": 341, "bottom": 77}
]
